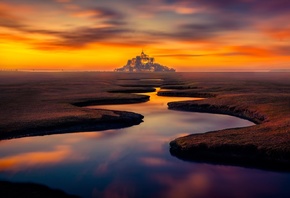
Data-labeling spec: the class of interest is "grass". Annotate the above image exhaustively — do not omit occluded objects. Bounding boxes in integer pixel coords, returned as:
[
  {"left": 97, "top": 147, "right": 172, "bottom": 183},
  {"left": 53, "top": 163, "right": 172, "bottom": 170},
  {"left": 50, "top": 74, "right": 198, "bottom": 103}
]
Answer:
[{"left": 166, "top": 72, "right": 290, "bottom": 171}]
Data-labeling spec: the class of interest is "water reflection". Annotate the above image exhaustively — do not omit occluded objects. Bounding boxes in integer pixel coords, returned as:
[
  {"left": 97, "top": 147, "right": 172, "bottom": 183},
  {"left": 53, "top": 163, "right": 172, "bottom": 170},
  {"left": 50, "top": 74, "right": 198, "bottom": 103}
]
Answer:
[
  {"left": 0, "top": 89, "right": 289, "bottom": 197},
  {"left": 0, "top": 146, "right": 72, "bottom": 172}
]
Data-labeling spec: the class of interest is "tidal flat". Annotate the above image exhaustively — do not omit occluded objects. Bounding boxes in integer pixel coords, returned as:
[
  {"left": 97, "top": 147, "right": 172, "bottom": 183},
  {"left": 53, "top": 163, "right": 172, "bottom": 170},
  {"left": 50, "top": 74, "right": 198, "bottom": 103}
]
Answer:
[
  {"left": 0, "top": 71, "right": 290, "bottom": 197},
  {"left": 165, "top": 72, "right": 290, "bottom": 170}
]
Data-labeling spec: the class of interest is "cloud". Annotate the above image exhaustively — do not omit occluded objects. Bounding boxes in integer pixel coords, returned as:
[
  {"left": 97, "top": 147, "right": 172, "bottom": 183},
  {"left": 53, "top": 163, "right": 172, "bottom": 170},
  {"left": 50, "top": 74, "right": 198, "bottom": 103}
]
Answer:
[
  {"left": 0, "top": 12, "right": 27, "bottom": 30},
  {"left": 177, "top": 0, "right": 290, "bottom": 16},
  {"left": 0, "top": 12, "right": 129, "bottom": 50},
  {"left": 161, "top": 0, "right": 249, "bottom": 14},
  {"left": 54, "top": 26, "right": 129, "bottom": 47},
  {"left": 1, "top": 0, "right": 290, "bottom": 54},
  {"left": 0, "top": 3, "right": 129, "bottom": 49},
  {"left": 31, "top": 26, "right": 135, "bottom": 50},
  {"left": 0, "top": 10, "right": 62, "bottom": 35},
  {"left": 273, "top": 45, "right": 290, "bottom": 56},
  {"left": 25, "top": 28, "right": 123, "bottom": 50},
  {"left": 142, "top": 15, "right": 247, "bottom": 42},
  {"left": 250, "top": 0, "right": 290, "bottom": 15},
  {"left": 0, "top": 33, "right": 33, "bottom": 43},
  {"left": 191, "top": 45, "right": 290, "bottom": 57},
  {"left": 72, "top": 7, "right": 124, "bottom": 20},
  {"left": 55, "top": 0, "right": 71, "bottom": 3},
  {"left": 263, "top": 27, "right": 290, "bottom": 41},
  {"left": 139, "top": 3, "right": 201, "bottom": 15}
]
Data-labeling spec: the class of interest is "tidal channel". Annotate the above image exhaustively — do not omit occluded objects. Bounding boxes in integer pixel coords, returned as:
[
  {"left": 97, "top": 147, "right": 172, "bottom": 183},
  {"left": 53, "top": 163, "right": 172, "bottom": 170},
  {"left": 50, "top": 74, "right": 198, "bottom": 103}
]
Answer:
[{"left": 0, "top": 88, "right": 289, "bottom": 197}]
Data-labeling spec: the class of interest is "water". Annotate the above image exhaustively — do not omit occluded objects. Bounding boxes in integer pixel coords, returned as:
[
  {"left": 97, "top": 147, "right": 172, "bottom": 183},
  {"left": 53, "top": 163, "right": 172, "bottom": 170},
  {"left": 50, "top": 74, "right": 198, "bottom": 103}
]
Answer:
[{"left": 0, "top": 89, "right": 289, "bottom": 198}]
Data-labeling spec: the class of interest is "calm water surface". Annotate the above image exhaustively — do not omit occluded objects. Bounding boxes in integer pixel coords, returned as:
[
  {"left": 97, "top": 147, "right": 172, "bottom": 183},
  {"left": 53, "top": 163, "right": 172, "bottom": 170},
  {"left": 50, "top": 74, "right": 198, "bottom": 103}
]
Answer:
[{"left": 0, "top": 89, "right": 289, "bottom": 198}]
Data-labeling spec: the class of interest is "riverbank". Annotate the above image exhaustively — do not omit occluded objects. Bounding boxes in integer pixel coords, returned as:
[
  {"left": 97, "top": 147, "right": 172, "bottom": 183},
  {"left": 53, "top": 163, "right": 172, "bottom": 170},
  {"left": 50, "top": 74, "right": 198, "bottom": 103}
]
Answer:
[{"left": 166, "top": 72, "right": 290, "bottom": 170}]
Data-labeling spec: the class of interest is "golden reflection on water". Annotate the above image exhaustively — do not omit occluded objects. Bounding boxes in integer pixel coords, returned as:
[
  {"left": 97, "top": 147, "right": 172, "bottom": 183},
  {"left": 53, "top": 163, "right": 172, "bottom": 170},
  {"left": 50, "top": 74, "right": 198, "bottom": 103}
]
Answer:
[
  {"left": 80, "top": 130, "right": 120, "bottom": 140},
  {"left": 143, "top": 88, "right": 203, "bottom": 108},
  {"left": 93, "top": 88, "right": 202, "bottom": 116},
  {"left": 0, "top": 146, "right": 72, "bottom": 171}
]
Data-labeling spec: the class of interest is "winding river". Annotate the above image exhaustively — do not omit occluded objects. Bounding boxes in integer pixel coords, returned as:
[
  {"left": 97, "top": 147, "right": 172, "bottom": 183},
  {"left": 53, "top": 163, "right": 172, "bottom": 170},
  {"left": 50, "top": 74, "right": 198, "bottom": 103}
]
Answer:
[{"left": 0, "top": 88, "right": 289, "bottom": 198}]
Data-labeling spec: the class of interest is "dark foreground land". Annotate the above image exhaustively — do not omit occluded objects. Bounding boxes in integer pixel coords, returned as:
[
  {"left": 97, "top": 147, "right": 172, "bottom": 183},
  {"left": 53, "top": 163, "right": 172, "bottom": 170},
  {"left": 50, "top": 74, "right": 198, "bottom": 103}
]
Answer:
[
  {"left": 0, "top": 181, "right": 79, "bottom": 198},
  {"left": 0, "top": 71, "right": 290, "bottom": 171}
]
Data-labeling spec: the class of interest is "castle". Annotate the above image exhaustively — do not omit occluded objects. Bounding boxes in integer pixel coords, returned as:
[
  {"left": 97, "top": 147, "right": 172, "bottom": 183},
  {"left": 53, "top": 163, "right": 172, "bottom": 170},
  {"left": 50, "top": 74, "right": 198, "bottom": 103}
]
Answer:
[{"left": 114, "top": 50, "right": 175, "bottom": 72}]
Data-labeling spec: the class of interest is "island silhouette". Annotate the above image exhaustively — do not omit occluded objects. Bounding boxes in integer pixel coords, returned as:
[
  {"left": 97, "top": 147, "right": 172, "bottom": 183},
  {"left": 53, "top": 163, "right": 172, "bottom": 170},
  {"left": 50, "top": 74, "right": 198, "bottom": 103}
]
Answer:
[{"left": 115, "top": 50, "right": 175, "bottom": 72}]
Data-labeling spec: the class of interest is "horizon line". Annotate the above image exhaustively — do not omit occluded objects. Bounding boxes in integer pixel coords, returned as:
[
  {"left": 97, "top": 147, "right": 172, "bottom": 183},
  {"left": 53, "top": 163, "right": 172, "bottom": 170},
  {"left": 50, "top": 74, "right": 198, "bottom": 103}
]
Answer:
[{"left": 1, "top": 69, "right": 290, "bottom": 73}]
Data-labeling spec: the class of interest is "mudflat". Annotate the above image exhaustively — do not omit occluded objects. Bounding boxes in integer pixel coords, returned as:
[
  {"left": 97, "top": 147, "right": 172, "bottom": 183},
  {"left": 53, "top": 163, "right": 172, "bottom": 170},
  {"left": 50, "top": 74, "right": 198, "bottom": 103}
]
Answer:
[
  {"left": 163, "top": 72, "right": 290, "bottom": 170},
  {"left": 0, "top": 72, "right": 176, "bottom": 140},
  {"left": 1, "top": 71, "right": 290, "bottom": 170}
]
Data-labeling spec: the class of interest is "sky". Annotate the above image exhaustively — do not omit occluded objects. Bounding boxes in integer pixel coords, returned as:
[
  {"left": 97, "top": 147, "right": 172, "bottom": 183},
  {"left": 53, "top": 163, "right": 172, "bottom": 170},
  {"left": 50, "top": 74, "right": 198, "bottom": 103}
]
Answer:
[{"left": 0, "top": 0, "right": 290, "bottom": 71}]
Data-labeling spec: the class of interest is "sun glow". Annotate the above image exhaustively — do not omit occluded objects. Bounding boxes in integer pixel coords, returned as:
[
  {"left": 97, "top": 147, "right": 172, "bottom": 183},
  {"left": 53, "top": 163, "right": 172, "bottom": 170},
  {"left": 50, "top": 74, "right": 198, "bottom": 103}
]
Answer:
[{"left": 0, "top": 0, "right": 289, "bottom": 71}]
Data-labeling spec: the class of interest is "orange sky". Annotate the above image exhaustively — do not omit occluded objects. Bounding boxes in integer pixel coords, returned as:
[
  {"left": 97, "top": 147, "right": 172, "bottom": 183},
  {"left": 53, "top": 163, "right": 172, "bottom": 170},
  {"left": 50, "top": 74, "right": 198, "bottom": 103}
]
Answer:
[{"left": 0, "top": 0, "right": 290, "bottom": 71}]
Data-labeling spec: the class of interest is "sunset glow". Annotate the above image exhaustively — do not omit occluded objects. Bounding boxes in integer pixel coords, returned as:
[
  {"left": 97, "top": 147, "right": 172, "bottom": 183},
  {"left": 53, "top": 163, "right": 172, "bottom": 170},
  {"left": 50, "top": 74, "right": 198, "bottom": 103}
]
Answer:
[
  {"left": 0, "top": 146, "right": 71, "bottom": 171},
  {"left": 1, "top": 0, "right": 290, "bottom": 71}
]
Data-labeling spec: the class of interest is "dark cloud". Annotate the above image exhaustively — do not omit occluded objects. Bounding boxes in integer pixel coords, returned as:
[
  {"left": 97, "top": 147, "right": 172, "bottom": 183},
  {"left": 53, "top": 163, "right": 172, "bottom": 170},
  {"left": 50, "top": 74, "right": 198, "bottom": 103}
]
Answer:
[
  {"left": 54, "top": 27, "right": 129, "bottom": 47},
  {"left": 0, "top": 4, "right": 129, "bottom": 49},
  {"left": 251, "top": 0, "right": 290, "bottom": 15},
  {"left": 1, "top": 0, "right": 66, "bottom": 4},
  {"left": 91, "top": 7, "right": 124, "bottom": 19},
  {"left": 193, "top": 0, "right": 247, "bottom": 10},
  {"left": 175, "top": 0, "right": 290, "bottom": 16},
  {"left": 143, "top": 15, "right": 247, "bottom": 42},
  {"left": 165, "top": 0, "right": 249, "bottom": 12},
  {"left": 179, "top": 17, "right": 244, "bottom": 33},
  {"left": 130, "top": 0, "right": 252, "bottom": 41},
  {"left": 3, "top": 0, "right": 290, "bottom": 17},
  {"left": 39, "top": 5, "right": 128, "bottom": 48},
  {"left": 0, "top": 10, "right": 62, "bottom": 35},
  {"left": 71, "top": 6, "right": 125, "bottom": 21},
  {"left": 71, "top": 6, "right": 126, "bottom": 27},
  {"left": 1, "top": 0, "right": 290, "bottom": 51},
  {"left": 80, "top": 7, "right": 126, "bottom": 27},
  {"left": 0, "top": 11, "right": 27, "bottom": 30},
  {"left": 21, "top": 26, "right": 131, "bottom": 49},
  {"left": 0, "top": 18, "right": 63, "bottom": 39},
  {"left": 0, "top": 13, "right": 128, "bottom": 49}
]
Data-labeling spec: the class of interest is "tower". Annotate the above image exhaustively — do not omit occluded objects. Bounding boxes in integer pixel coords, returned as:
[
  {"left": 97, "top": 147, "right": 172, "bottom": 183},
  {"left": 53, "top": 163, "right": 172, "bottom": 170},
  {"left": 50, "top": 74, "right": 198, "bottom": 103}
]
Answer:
[{"left": 141, "top": 49, "right": 145, "bottom": 58}]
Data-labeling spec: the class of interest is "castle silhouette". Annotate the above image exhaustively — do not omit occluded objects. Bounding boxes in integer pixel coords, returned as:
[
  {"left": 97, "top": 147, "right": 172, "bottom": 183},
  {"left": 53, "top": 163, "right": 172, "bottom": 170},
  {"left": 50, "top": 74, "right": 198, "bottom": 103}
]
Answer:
[{"left": 115, "top": 50, "right": 175, "bottom": 72}]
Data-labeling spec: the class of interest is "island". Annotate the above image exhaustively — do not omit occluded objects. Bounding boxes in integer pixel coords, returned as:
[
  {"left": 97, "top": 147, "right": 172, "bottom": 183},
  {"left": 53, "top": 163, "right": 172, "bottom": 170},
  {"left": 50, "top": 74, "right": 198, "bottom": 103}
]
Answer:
[{"left": 115, "top": 50, "right": 175, "bottom": 72}]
